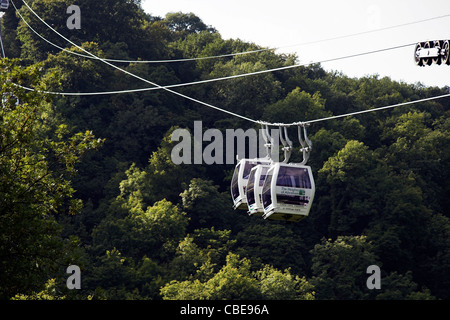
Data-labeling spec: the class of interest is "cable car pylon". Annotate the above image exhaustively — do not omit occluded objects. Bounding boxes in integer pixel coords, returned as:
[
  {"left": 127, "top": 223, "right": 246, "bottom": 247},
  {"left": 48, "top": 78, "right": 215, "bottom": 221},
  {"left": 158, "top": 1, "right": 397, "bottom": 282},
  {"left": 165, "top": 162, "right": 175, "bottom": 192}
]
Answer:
[{"left": 297, "top": 123, "right": 312, "bottom": 165}]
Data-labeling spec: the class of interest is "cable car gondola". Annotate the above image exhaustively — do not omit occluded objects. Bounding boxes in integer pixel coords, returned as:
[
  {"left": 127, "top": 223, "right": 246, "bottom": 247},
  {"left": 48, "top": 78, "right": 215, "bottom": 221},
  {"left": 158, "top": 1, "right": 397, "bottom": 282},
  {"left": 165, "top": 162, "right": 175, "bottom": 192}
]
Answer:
[
  {"left": 414, "top": 40, "right": 450, "bottom": 66},
  {"left": 246, "top": 163, "right": 271, "bottom": 216},
  {"left": 231, "top": 124, "right": 274, "bottom": 210},
  {"left": 231, "top": 158, "right": 271, "bottom": 210},
  {"left": 232, "top": 123, "right": 316, "bottom": 223},
  {"left": 261, "top": 162, "right": 315, "bottom": 222},
  {"left": 260, "top": 124, "right": 315, "bottom": 222}
]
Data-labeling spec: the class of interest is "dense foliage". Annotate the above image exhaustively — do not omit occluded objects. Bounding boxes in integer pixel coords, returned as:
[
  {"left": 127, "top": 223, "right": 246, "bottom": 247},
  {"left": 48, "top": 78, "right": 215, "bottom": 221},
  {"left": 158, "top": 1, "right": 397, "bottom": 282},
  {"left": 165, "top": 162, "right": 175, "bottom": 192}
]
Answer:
[{"left": 1, "top": 0, "right": 449, "bottom": 300}]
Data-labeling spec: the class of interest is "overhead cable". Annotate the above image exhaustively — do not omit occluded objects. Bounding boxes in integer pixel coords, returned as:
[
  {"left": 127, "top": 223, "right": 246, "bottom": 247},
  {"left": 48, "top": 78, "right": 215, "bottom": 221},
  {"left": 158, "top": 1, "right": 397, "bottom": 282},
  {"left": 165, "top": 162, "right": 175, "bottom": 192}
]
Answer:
[
  {"left": 16, "top": 0, "right": 260, "bottom": 124},
  {"left": 13, "top": 0, "right": 450, "bottom": 64},
  {"left": 12, "top": 0, "right": 416, "bottom": 98},
  {"left": 297, "top": 93, "right": 450, "bottom": 125},
  {"left": 13, "top": 0, "right": 450, "bottom": 128},
  {"left": 17, "top": 41, "right": 416, "bottom": 96}
]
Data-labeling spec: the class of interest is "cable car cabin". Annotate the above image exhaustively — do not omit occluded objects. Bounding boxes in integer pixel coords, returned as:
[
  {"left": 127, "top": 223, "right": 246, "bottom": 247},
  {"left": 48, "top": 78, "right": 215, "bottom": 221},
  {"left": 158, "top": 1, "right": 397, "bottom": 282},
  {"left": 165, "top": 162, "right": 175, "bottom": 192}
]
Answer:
[
  {"left": 0, "top": 0, "right": 9, "bottom": 10},
  {"left": 261, "top": 163, "right": 315, "bottom": 222},
  {"left": 231, "top": 158, "right": 271, "bottom": 210},
  {"left": 246, "top": 164, "right": 270, "bottom": 216}
]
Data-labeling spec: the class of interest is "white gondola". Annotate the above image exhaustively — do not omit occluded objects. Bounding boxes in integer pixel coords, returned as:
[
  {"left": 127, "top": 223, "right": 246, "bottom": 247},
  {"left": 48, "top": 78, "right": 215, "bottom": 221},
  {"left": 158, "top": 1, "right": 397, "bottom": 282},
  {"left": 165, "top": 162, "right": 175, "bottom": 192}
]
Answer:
[
  {"left": 260, "top": 124, "right": 315, "bottom": 222},
  {"left": 232, "top": 123, "right": 316, "bottom": 223},
  {"left": 0, "top": 0, "right": 9, "bottom": 10},
  {"left": 261, "top": 162, "right": 315, "bottom": 222},
  {"left": 231, "top": 158, "right": 271, "bottom": 210},
  {"left": 231, "top": 125, "right": 273, "bottom": 210},
  {"left": 246, "top": 163, "right": 270, "bottom": 216}
]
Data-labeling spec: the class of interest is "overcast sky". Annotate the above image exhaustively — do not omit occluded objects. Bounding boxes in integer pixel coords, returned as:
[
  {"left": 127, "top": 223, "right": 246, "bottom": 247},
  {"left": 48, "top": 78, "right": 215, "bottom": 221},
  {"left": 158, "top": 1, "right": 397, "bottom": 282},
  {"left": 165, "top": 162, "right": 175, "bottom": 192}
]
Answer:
[{"left": 142, "top": 0, "right": 450, "bottom": 88}]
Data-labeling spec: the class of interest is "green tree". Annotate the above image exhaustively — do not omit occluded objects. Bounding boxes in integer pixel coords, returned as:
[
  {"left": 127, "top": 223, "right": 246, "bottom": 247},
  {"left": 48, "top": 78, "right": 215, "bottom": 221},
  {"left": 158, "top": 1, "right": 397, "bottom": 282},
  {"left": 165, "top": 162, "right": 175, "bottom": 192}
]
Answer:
[
  {"left": 365, "top": 185, "right": 449, "bottom": 296},
  {"left": 207, "top": 59, "right": 284, "bottom": 122},
  {"left": 41, "top": 42, "right": 114, "bottom": 94},
  {"left": 308, "top": 127, "right": 347, "bottom": 169},
  {"left": 168, "top": 228, "right": 236, "bottom": 282},
  {"left": 180, "top": 178, "right": 235, "bottom": 230},
  {"left": 318, "top": 140, "right": 381, "bottom": 236},
  {"left": 263, "top": 88, "right": 331, "bottom": 124},
  {"left": 256, "top": 265, "right": 315, "bottom": 300},
  {"left": 0, "top": 59, "right": 102, "bottom": 299},
  {"left": 0, "top": 3, "right": 21, "bottom": 58},
  {"left": 169, "top": 30, "right": 230, "bottom": 73},
  {"left": 92, "top": 187, "right": 188, "bottom": 262},
  {"left": 202, "top": 253, "right": 261, "bottom": 300},
  {"left": 164, "top": 12, "right": 216, "bottom": 39},
  {"left": 11, "top": 279, "right": 67, "bottom": 300},
  {"left": 133, "top": 199, "right": 189, "bottom": 260},
  {"left": 85, "top": 248, "right": 136, "bottom": 299},
  {"left": 235, "top": 224, "right": 309, "bottom": 275},
  {"left": 146, "top": 127, "right": 206, "bottom": 204},
  {"left": 374, "top": 271, "right": 435, "bottom": 300},
  {"left": 382, "top": 111, "right": 450, "bottom": 216},
  {"left": 161, "top": 252, "right": 315, "bottom": 300},
  {"left": 310, "top": 236, "right": 379, "bottom": 299},
  {"left": 161, "top": 253, "right": 261, "bottom": 300},
  {"left": 16, "top": 0, "right": 160, "bottom": 62}
]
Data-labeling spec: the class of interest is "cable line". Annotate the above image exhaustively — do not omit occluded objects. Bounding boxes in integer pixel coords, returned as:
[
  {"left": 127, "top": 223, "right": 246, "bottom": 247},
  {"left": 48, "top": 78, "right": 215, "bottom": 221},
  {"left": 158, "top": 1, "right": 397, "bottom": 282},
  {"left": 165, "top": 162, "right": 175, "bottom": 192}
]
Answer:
[
  {"left": 12, "top": 0, "right": 450, "bottom": 64},
  {"left": 11, "top": 0, "right": 415, "bottom": 98},
  {"left": 17, "top": 81, "right": 450, "bottom": 127},
  {"left": 16, "top": 0, "right": 260, "bottom": 124},
  {"left": 13, "top": 0, "right": 450, "bottom": 129},
  {"left": 17, "top": 40, "right": 416, "bottom": 96},
  {"left": 12, "top": 0, "right": 269, "bottom": 63},
  {"left": 297, "top": 93, "right": 450, "bottom": 125},
  {"left": 12, "top": 1, "right": 92, "bottom": 59},
  {"left": 12, "top": 0, "right": 268, "bottom": 63},
  {"left": 0, "top": 21, "right": 5, "bottom": 58},
  {"left": 278, "top": 14, "right": 450, "bottom": 51}
]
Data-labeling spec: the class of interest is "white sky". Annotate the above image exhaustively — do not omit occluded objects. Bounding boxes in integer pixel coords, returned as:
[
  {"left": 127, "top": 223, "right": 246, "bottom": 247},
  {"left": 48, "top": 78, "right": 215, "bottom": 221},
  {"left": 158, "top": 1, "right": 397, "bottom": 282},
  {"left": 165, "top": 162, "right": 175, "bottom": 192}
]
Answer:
[{"left": 142, "top": 0, "right": 450, "bottom": 88}]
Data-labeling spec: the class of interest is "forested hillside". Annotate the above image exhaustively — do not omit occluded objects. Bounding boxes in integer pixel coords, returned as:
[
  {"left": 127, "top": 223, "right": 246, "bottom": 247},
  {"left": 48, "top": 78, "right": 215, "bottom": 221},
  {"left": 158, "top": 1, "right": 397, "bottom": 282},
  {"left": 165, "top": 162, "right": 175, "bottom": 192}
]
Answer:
[{"left": 1, "top": 0, "right": 449, "bottom": 300}]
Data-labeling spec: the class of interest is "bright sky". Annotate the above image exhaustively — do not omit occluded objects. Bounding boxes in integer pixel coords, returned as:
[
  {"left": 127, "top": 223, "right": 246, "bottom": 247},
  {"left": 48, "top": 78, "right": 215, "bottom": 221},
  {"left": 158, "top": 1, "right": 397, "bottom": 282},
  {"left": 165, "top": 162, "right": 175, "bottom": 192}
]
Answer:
[{"left": 142, "top": 0, "right": 450, "bottom": 88}]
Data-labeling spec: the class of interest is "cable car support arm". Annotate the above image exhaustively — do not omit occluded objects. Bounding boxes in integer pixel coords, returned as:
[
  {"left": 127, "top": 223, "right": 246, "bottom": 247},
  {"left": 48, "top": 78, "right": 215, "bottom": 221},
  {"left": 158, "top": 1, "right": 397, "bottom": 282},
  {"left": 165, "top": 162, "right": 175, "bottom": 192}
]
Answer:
[{"left": 297, "top": 123, "right": 312, "bottom": 165}]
